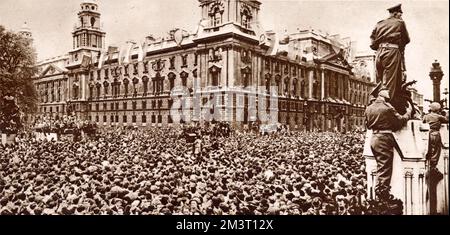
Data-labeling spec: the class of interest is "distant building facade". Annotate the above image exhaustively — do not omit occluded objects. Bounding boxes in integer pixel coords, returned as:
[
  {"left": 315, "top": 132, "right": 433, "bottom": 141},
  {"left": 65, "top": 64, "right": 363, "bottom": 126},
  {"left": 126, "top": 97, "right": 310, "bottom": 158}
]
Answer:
[
  {"left": 410, "top": 87, "right": 424, "bottom": 114},
  {"left": 33, "top": 0, "right": 377, "bottom": 132}
]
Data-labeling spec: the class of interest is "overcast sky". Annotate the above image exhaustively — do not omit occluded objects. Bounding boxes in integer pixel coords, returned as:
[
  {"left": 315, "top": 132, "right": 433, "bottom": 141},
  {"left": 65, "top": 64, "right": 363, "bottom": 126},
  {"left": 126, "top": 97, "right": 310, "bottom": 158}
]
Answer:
[{"left": 0, "top": 0, "right": 448, "bottom": 101}]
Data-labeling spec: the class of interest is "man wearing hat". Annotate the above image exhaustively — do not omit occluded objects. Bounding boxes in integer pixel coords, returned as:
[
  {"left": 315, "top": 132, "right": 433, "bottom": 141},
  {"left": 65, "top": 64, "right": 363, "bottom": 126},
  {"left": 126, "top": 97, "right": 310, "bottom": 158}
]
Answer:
[
  {"left": 365, "top": 88, "right": 412, "bottom": 200},
  {"left": 370, "top": 4, "right": 410, "bottom": 112},
  {"left": 423, "top": 102, "right": 449, "bottom": 180}
]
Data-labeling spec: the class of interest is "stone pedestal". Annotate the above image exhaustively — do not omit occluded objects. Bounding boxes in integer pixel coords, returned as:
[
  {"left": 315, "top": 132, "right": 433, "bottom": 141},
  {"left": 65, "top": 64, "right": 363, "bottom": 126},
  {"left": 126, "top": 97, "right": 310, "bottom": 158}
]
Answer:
[{"left": 363, "top": 120, "right": 449, "bottom": 215}]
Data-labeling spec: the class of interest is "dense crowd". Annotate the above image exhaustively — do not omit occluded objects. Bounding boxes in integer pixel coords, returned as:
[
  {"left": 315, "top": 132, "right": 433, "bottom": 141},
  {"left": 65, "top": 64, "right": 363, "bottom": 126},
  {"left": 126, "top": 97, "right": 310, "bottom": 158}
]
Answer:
[
  {"left": 32, "top": 116, "right": 98, "bottom": 135},
  {"left": 0, "top": 125, "right": 382, "bottom": 215}
]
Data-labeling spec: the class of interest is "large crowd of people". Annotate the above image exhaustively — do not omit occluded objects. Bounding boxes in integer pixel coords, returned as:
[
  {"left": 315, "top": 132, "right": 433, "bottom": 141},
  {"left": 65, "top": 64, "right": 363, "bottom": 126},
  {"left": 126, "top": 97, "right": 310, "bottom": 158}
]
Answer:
[
  {"left": 0, "top": 124, "right": 391, "bottom": 215},
  {"left": 31, "top": 116, "right": 98, "bottom": 136}
]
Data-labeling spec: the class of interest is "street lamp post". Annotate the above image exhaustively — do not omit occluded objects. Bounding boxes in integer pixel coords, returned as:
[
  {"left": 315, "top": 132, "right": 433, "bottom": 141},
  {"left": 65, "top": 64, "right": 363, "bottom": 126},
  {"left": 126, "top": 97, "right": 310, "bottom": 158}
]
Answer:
[
  {"left": 303, "top": 100, "right": 308, "bottom": 132},
  {"left": 429, "top": 60, "right": 444, "bottom": 103}
]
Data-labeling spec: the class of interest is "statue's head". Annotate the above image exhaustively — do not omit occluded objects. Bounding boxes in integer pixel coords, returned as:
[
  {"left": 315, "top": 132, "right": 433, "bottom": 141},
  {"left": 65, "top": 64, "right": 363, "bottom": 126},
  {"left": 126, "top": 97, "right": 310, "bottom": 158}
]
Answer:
[
  {"left": 429, "top": 102, "right": 441, "bottom": 113},
  {"left": 378, "top": 89, "right": 390, "bottom": 102},
  {"left": 388, "top": 4, "right": 403, "bottom": 19}
]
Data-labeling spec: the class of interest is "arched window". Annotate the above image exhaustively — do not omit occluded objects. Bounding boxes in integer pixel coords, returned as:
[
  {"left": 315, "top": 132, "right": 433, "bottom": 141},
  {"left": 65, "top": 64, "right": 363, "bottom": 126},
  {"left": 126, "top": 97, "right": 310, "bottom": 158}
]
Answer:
[
  {"left": 132, "top": 77, "right": 139, "bottom": 97},
  {"left": 214, "top": 10, "right": 222, "bottom": 26},
  {"left": 96, "top": 83, "right": 101, "bottom": 99},
  {"left": 209, "top": 66, "right": 221, "bottom": 87},
  {"left": 180, "top": 71, "right": 188, "bottom": 87},
  {"left": 209, "top": 5, "right": 223, "bottom": 27},
  {"left": 152, "top": 73, "right": 164, "bottom": 95},
  {"left": 89, "top": 83, "right": 94, "bottom": 100},
  {"left": 241, "top": 7, "right": 252, "bottom": 29},
  {"left": 292, "top": 79, "right": 298, "bottom": 96},
  {"left": 123, "top": 78, "right": 129, "bottom": 98},
  {"left": 168, "top": 73, "right": 176, "bottom": 91},
  {"left": 90, "top": 17, "right": 96, "bottom": 27},
  {"left": 103, "top": 81, "right": 109, "bottom": 97},
  {"left": 142, "top": 76, "right": 149, "bottom": 96}
]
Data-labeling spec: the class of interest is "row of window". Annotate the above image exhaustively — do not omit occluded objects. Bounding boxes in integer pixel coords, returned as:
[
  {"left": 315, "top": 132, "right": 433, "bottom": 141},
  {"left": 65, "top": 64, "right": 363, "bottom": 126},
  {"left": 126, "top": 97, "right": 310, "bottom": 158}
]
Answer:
[
  {"left": 91, "top": 54, "right": 198, "bottom": 81},
  {"left": 264, "top": 76, "right": 308, "bottom": 98},
  {"left": 88, "top": 115, "right": 166, "bottom": 124},
  {"left": 40, "top": 106, "right": 61, "bottom": 113},
  {"left": 208, "top": 4, "right": 253, "bottom": 29},
  {"left": 40, "top": 92, "right": 63, "bottom": 103},
  {"left": 84, "top": 73, "right": 191, "bottom": 100},
  {"left": 279, "top": 101, "right": 305, "bottom": 111},
  {"left": 36, "top": 80, "right": 64, "bottom": 89},
  {"left": 84, "top": 80, "right": 169, "bottom": 100},
  {"left": 74, "top": 33, "right": 102, "bottom": 49},
  {"left": 264, "top": 60, "right": 306, "bottom": 78},
  {"left": 88, "top": 100, "right": 164, "bottom": 111}
]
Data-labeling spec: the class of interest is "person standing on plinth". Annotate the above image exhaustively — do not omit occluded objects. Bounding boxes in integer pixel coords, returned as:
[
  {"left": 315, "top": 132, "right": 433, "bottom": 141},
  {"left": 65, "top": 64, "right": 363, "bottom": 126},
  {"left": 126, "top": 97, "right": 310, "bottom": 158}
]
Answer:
[
  {"left": 370, "top": 4, "right": 410, "bottom": 113},
  {"left": 423, "top": 102, "right": 449, "bottom": 180},
  {"left": 365, "top": 89, "right": 412, "bottom": 200},
  {"left": 193, "top": 135, "right": 202, "bottom": 162}
]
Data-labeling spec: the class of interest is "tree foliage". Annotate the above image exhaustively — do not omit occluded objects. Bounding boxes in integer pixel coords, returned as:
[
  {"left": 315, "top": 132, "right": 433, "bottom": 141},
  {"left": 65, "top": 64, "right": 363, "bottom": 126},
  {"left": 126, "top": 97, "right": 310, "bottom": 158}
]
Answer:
[{"left": 0, "top": 25, "right": 38, "bottom": 114}]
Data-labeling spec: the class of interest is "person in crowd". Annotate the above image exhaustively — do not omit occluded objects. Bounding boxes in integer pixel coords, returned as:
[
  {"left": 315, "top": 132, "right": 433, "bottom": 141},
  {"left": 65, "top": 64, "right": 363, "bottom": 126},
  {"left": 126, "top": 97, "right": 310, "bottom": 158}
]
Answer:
[
  {"left": 423, "top": 102, "right": 449, "bottom": 181},
  {"left": 0, "top": 122, "right": 383, "bottom": 215},
  {"left": 365, "top": 88, "right": 412, "bottom": 201}
]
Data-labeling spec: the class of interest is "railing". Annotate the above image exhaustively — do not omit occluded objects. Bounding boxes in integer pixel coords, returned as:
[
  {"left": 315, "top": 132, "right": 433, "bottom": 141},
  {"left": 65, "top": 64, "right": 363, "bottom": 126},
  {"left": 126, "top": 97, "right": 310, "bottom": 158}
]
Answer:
[{"left": 363, "top": 120, "right": 449, "bottom": 215}]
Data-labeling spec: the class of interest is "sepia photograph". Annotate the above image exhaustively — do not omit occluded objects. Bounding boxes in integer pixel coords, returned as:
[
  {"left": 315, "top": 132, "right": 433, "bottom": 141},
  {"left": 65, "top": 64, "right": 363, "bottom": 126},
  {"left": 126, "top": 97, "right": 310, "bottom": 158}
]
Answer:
[{"left": 0, "top": 0, "right": 448, "bottom": 224}]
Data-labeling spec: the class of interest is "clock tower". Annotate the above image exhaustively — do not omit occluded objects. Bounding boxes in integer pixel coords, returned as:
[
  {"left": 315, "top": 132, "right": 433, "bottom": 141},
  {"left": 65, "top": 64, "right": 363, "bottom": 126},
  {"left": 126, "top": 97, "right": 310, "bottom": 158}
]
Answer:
[{"left": 69, "top": 0, "right": 106, "bottom": 65}]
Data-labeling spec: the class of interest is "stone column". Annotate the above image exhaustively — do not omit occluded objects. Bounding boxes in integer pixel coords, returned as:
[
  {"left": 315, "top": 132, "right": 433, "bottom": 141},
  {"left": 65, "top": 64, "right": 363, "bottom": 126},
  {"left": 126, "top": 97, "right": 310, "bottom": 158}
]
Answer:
[
  {"left": 221, "top": 48, "right": 227, "bottom": 87},
  {"left": 308, "top": 70, "right": 314, "bottom": 99},
  {"left": 80, "top": 73, "right": 86, "bottom": 100},
  {"left": 228, "top": 47, "right": 236, "bottom": 87},
  {"left": 321, "top": 69, "right": 325, "bottom": 100}
]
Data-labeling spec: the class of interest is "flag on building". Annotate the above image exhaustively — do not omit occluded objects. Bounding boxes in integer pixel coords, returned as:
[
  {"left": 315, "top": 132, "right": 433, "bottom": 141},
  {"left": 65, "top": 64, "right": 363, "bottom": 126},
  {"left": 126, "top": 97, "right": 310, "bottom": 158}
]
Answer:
[
  {"left": 107, "top": 46, "right": 118, "bottom": 61},
  {"left": 118, "top": 45, "right": 126, "bottom": 65},
  {"left": 98, "top": 49, "right": 107, "bottom": 69},
  {"left": 137, "top": 41, "right": 146, "bottom": 62},
  {"left": 269, "top": 33, "right": 279, "bottom": 56},
  {"left": 81, "top": 55, "right": 92, "bottom": 69},
  {"left": 122, "top": 41, "right": 135, "bottom": 65}
]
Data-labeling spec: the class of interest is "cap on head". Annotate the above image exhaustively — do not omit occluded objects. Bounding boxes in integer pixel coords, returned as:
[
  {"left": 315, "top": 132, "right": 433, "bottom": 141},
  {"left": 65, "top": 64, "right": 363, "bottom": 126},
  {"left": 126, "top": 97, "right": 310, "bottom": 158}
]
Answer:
[
  {"left": 387, "top": 4, "right": 403, "bottom": 13},
  {"left": 378, "top": 89, "right": 390, "bottom": 99},
  {"left": 430, "top": 102, "right": 441, "bottom": 112}
]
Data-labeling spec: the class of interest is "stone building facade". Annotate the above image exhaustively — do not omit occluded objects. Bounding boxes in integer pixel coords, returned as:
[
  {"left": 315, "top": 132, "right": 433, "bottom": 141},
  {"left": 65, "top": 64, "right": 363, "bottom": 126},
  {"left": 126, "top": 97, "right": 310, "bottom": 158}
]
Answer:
[{"left": 34, "top": 0, "right": 377, "bottom": 131}]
